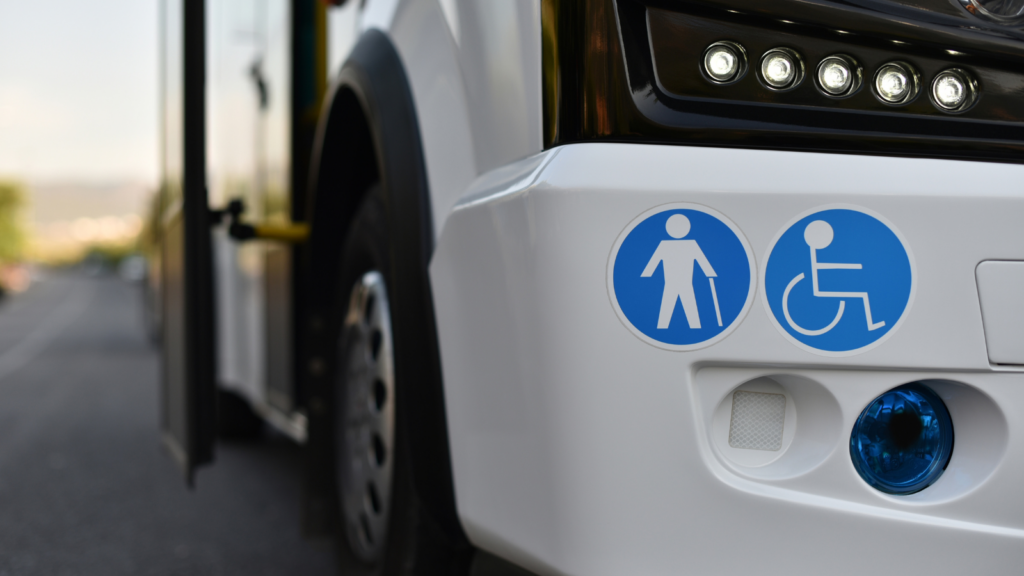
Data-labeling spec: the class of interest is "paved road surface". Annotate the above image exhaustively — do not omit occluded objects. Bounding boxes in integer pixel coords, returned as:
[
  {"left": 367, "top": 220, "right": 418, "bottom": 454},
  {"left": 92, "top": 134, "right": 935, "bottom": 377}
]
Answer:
[{"left": 0, "top": 272, "right": 336, "bottom": 575}]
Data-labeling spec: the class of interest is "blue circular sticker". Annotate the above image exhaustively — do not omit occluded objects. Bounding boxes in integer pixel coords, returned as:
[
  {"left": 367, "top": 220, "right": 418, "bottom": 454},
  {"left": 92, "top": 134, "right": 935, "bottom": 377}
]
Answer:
[
  {"left": 762, "top": 206, "right": 915, "bottom": 356},
  {"left": 608, "top": 204, "right": 756, "bottom": 351}
]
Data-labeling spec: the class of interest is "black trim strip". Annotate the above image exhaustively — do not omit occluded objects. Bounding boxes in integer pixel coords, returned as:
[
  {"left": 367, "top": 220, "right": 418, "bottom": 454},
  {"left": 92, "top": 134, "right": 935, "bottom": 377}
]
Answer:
[{"left": 543, "top": 0, "right": 1024, "bottom": 163}]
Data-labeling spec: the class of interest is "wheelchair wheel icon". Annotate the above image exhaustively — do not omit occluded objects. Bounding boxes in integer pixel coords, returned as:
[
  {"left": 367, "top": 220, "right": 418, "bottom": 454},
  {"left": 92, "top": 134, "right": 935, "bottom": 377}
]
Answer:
[
  {"left": 780, "top": 219, "right": 886, "bottom": 337},
  {"left": 782, "top": 273, "right": 845, "bottom": 336}
]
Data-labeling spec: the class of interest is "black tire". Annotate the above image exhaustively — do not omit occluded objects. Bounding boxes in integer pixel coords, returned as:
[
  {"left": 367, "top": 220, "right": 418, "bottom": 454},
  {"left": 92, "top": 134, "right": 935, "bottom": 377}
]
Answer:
[
  {"left": 332, "top": 186, "right": 469, "bottom": 576},
  {"left": 217, "top": 389, "right": 264, "bottom": 440}
]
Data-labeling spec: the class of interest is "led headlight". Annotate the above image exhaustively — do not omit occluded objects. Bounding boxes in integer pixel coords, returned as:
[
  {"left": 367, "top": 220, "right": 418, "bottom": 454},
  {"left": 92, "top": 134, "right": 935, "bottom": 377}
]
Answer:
[
  {"left": 850, "top": 383, "right": 954, "bottom": 495},
  {"left": 763, "top": 53, "right": 794, "bottom": 86},
  {"left": 758, "top": 47, "right": 804, "bottom": 91},
  {"left": 873, "top": 61, "right": 920, "bottom": 105},
  {"left": 930, "top": 68, "right": 978, "bottom": 113},
  {"left": 701, "top": 41, "right": 747, "bottom": 85},
  {"left": 815, "top": 54, "right": 862, "bottom": 98}
]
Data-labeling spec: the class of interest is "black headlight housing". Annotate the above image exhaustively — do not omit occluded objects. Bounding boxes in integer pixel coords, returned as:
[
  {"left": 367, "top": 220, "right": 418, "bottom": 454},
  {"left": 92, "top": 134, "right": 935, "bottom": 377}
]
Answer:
[{"left": 542, "top": 0, "right": 1024, "bottom": 163}]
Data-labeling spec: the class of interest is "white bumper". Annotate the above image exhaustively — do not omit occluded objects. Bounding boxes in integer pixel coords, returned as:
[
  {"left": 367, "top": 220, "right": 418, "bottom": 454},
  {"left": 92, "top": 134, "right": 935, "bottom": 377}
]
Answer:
[{"left": 430, "top": 143, "right": 1024, "bottom": 575}]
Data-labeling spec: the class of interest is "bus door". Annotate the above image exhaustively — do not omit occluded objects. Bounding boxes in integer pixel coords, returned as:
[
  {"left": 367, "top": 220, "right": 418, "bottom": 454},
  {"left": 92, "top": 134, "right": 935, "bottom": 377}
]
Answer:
[
  {"left": 208, "top": 0, "right": 302, "bottom": 430},
  {"left": 206, "top": 0, "right": 277, "bottom": 422},
  {"left": 159, "top": 0, "right": 217, "bottom": 484},
  {"left": 255, "top": 0, "right": 295, "bottom": 415}
]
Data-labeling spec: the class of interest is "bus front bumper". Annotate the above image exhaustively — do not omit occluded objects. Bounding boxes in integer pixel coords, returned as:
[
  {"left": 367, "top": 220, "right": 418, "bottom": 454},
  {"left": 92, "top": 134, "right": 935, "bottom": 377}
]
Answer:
[{"left": 430, "top": 142, "right": 1024, "bottom": 575}]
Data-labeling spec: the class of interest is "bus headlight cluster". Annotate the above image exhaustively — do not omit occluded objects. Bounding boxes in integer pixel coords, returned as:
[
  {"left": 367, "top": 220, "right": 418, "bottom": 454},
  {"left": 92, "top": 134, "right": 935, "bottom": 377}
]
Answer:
[
  {"left": 700, "top": 42, "right": 980, "bottom": 113},
  {"left": 701, "top": 41, "right": 747, "bottom": 85}
]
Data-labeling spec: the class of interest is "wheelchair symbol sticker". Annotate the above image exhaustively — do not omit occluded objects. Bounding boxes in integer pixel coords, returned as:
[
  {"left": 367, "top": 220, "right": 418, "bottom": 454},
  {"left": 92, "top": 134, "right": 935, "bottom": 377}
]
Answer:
[
  {"left": 608, "top": 204, "right": 756, "bottom": 351},
  {"left": 762, "top": 206, "right": 915, "bottom": 356}
]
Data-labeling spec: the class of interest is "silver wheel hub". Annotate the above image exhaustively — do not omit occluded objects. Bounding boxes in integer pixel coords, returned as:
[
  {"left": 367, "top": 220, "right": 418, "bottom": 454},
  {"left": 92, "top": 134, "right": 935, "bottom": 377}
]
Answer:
[{"left": 336, "top": 271, "right": 395, "bottom": 563}]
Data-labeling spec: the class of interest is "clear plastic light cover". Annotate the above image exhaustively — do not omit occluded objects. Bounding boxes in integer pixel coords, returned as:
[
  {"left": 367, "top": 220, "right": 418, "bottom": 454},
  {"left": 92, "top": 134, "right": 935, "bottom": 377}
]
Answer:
[
  {"left": 763, "top": 53, "right": 795, "bottom": 87},
  {"left": 701, "top": 41, "right": 746, "bottom": 85},
  {"left": 876, "top": 66, "right": 909, "bottom": 101},
  {"left": 705, "top": 46, "right": 738, "bottom": 82},
  {"left": 930, "top": 69, "right": 977, "bottom": 113},
  {"left": 818, "top": 57, "right": 852, "bottom": 95},
  {"left": 934, "top": 75, "right": 965, "bottom": 108},
  {"left": 850, "top": 383, "right": 954, "bottom": 495},
  {"left": 873, "top": 62, "right": 918, "bottom": 105}
]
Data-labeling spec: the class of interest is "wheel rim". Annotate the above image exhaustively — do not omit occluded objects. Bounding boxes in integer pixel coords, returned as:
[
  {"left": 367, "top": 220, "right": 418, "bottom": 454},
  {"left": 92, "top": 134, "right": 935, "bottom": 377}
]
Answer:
[{"left": 336, "top": 271, "right": 395, "bottom": 563}]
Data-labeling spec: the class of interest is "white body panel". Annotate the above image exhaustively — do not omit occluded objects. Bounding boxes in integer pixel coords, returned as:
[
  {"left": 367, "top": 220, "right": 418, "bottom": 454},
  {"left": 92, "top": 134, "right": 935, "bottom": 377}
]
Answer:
[
  {"left": 329, "top": 0, "right": 542, "bottom": 237},
  {"left": 327, "top": 1, "right": 359, "bottom": 75},
  {"left": 430, "top": 143, "right": 1024, "bottom": 574}
]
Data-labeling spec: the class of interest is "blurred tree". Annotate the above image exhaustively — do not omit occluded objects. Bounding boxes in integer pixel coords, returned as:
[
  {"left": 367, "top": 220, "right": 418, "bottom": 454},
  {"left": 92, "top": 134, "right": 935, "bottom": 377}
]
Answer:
[
  {"left": 0, "top": 181, "right": 26, "bottom": 264},
  {"left": 137, "top": 188, "right": 163, "bottom": 257}
]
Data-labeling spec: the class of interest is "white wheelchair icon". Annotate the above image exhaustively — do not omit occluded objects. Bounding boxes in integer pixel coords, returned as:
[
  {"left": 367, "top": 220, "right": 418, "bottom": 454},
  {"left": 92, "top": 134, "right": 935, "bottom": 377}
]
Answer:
[{"left": 782, "top": 220, "right": 885, "bottom": 336}]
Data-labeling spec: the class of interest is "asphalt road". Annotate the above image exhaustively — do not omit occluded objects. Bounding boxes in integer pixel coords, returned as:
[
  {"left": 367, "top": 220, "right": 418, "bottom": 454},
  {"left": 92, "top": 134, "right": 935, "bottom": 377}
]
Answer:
[{"left": 0, "top": 271, "right": 336, "bottom": 575}]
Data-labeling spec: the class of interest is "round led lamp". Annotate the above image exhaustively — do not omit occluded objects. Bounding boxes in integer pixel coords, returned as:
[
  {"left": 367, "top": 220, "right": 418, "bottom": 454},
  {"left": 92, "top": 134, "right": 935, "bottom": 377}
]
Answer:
[
  {"left": 872, "top": 61, "right": 920, "bottom": 106},
  {"left": 815, "top": 54, "right": 862, "bottom": 98},
  {"left": 701, "top": 41, "right": 747, "bottom": 85},
  {"left": 930, "top": 68, "right": 978, "bottom": 114},
  {"left": 758, "top": 47, "right": 804, "bottom": 91},
  {"left": 850, "top": 382, "right": 954, "bottom": 495}
]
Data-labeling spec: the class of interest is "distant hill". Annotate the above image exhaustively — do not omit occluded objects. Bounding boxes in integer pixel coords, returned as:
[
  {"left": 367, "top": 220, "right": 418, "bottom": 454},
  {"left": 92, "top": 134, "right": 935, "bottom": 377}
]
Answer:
[
  {"left": 27, "top": 180, "right": 151, "bottom": 226},
  {"left": 20, "top": 180, "right": 153, "bottom": 263}
]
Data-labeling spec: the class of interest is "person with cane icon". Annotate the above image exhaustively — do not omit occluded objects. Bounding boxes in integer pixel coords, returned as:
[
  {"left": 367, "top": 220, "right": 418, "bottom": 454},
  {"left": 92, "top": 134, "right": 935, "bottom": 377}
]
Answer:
[{"left": 641, "top": 214, "right": 722, "bottom": 329}]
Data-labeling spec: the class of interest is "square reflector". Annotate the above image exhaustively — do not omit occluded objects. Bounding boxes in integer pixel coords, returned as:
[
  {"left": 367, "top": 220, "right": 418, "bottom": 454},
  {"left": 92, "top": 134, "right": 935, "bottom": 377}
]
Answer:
[{"left": 729, "top": 391, "right": 787, "bottom": 451}]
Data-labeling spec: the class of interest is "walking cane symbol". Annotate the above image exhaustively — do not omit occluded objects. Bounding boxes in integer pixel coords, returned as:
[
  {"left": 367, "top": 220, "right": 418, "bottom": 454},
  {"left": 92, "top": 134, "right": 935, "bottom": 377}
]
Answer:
[{"left": 709, "top": 277, "right": 723, "bottom": 327}]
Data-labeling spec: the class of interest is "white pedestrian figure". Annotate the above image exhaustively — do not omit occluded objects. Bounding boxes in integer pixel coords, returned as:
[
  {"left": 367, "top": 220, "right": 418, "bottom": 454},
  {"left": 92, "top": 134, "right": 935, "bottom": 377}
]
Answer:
[
  {"left": 642, "top": 214, "right": 721, "bottom": 329},
  {"left": 793, "top": 220, "right": 885, "bottom": 332}
]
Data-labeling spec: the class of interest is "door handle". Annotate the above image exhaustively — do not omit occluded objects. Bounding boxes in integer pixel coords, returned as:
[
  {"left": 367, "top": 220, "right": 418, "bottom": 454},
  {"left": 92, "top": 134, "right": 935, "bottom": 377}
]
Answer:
[
  {"left": 212, "top": 199, "right": 309, "bottom": 244},
  {"left": 236, "top": 222, "right": 310, "bottom": 243}
]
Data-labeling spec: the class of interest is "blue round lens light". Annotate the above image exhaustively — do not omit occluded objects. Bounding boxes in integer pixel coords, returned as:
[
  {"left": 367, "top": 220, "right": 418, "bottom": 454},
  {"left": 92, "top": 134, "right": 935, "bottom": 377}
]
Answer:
[{"left": 850, "top": 383, "right": 954, "bottom": 495}]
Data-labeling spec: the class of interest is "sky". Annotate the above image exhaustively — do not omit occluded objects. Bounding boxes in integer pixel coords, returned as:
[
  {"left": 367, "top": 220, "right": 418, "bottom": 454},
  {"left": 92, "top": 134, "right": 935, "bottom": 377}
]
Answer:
[{"left": 0, "top": 0, "right": 159, "bottom": 185}]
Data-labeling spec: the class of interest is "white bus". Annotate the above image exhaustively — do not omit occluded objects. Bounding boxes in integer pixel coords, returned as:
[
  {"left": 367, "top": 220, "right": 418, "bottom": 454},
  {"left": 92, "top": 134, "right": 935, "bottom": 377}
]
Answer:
[{"left": 159, "top": 0, "right": 1024, "bottom": 574}]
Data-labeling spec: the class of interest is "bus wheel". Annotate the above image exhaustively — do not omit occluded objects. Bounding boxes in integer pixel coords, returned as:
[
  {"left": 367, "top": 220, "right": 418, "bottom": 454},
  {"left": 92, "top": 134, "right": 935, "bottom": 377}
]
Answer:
[
  {"left": 336, "top": 268, "right": 396, "bottom": 566},
  {"left": 332, "top": 187, "right": 463, "bottom": 575}
]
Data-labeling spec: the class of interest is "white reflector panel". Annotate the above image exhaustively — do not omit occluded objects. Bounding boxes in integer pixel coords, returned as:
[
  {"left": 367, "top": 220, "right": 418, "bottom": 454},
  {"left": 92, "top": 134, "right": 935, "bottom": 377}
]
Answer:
[{"left": 729, "top": 390, "right": 786, "bottom": 451}]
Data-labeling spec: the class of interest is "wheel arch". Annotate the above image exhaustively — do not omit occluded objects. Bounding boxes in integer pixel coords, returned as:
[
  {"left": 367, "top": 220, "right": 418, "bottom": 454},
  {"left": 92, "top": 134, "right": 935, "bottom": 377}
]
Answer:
[{"left": 301, "top": 28, "right": 465, "bottom": 549}]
